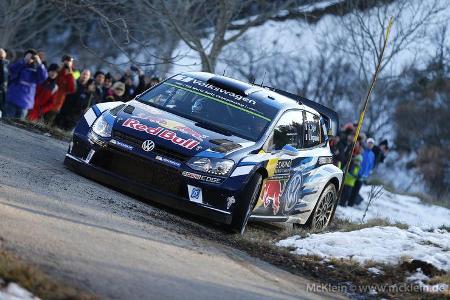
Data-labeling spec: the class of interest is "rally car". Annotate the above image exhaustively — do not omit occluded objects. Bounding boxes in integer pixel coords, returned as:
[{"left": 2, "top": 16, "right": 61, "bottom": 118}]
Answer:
[{"left": 64, "top": 72, "right": 343, "bottom": 234}]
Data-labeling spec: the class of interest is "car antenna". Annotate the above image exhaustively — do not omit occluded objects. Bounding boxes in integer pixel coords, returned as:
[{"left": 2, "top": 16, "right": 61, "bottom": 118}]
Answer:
[
  {"left": 222, "top": 68, "right": 227, "bottom": 76},
  {"left": 260, "top": 71, "right": 266, "bottom": 87}
]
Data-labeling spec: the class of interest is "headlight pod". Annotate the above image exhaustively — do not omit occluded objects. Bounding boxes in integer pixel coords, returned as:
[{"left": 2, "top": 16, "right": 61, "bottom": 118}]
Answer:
[
  {"left": 91, "top": 114, "right": 112, "bottom": 138},
  {"left": 187, "top": 157, "right": 235, "bottom": 176}
]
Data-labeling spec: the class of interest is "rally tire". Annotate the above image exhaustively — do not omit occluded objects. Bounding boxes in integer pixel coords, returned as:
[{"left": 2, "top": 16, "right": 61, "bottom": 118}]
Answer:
[
  {"left": 227, "top": 173, "right": 263, "bottom": 235},
  {"left": 304, "top": 183, "right": 337, "bottom": 232}
]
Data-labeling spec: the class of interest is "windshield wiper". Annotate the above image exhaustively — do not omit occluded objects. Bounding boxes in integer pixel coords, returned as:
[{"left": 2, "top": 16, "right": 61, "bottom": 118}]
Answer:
[{"left": 195, "top": 121, "right": 233, "bottom": 136}]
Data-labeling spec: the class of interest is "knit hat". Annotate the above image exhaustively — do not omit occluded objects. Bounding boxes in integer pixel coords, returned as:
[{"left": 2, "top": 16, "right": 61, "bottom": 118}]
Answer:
[
  {"left": 112, "top": 81, "right": 125, "bottom": 97},
  {"left": 367, "top": 138, "right": 375, "bottom": 144}
]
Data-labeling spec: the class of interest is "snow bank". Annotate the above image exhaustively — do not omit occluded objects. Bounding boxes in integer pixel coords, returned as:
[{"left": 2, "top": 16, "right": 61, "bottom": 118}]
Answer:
[
  {"left": 336, "top": 185, "right": 450, "bottom": 229},
  {"left": 277, "top": 226, "right": 450, "bottom": 271},
  {"left": 0, "top": 281, "right": 40, "bottom": 300}
]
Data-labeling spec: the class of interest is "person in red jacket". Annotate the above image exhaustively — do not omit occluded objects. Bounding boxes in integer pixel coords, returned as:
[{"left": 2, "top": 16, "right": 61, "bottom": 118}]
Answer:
[
  {"left": 28, "top": 64, "right": 59, "bottom": 121},
  {"left": 44, "top": 54, "right": 75, "bottom": 124}
]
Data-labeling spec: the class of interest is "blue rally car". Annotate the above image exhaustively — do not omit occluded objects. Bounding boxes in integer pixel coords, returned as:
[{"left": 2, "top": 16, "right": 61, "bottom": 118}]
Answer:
[{"left": 65, "top": 72, "right": 343, "bottom": 234}]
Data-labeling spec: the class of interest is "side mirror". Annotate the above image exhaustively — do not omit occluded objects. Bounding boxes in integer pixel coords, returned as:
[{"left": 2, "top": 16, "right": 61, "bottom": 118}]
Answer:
[{"left": 281, "top": 144, "right": 300, "bottom": 156}]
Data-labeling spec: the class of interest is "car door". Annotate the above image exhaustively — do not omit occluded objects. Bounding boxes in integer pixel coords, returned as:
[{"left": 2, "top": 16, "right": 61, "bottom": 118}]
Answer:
[{"left": 252, "top": 109, "right": 327, "bottom": 217}]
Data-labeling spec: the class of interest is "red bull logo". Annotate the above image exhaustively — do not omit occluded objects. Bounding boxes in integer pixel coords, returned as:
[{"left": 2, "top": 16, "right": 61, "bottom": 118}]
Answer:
[
  {"left": 122, "top": 118, "right": 200, "bottom": 150},
  {"left": 262, "top": 180, "right": 282, "bottom": 215},
  {"left": 136, "top": 115, "right": 207, "bottom": 141}
]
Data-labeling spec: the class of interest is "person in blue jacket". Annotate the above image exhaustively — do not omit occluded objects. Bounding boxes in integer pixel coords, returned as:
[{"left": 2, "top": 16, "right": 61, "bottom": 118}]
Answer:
[
  {"left": 349, "top": 137, "right": 375, "bottom": 206},
  {"left": 4, "top": 49, "right": 48, "bottom": 119}
]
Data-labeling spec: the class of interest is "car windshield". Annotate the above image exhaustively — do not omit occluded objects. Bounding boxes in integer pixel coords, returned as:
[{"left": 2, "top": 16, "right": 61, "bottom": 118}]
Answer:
[{"left": 137, "top": 75, "right": 278, "bottom": 141}]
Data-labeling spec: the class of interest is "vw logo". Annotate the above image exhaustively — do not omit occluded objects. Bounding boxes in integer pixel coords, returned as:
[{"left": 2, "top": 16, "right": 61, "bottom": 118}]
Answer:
[{"left": 142, "top": 140, "right": 155, "bottom": 152}]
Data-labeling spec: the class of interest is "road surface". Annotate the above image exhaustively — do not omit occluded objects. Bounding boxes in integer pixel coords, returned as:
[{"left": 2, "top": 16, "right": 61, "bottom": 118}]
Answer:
[{"left": 0, "top": 122, "right": 345, "bottom": 300}]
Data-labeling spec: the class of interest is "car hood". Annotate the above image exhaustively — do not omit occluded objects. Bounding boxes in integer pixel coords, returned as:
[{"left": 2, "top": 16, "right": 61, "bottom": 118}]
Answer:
[{"left": 112, "top": 100, "right": 253, "bottom": 159}]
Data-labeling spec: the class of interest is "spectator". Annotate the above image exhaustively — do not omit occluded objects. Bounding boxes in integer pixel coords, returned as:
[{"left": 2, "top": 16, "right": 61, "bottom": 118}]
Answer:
[
  {"left": 4, "top": 49, "right": 47, "bottom": 119},
  {"left": 349, "top": 137, "right": 376, "bottom": 206},
  {"left": 336, "top": 129, "right": 354, "bottom": 168},
  {"left": 133, "top": 68, "right": 147, "bottom": 97},
  {"left": 339, "top": 141, "right": 363, "bottom": 207},
  {"left": 93, "top": 71, "right": 105, "bottom": 102},
  {"left": 122, "top": 73, "right": 136, "bottom": 100},
  {"left": 55, "top": 79, "right": 96, "bottom": 130},
  {"left": 102, "top": 73, "right": 113, "bottom": 102},
  {"left": 0, "top": 48, "right": 9, "bottom": 113},
  {"left": 78, "top": 69, "right": 91, "bottom": 86},
  {"left": 28, "top": 63, "right": 60, "bottom": 121},
  {"left": 329, "top": 135, "right": 341, "bottom": 166},
  {"left": 373, "top": 140, "right": 389, "bottom": 166},
  {"left": 105, "top": 81, "right": 125, "bottom": 102},
  {"left": 45, "top": 54, "right": 76, "bottom": 124}
]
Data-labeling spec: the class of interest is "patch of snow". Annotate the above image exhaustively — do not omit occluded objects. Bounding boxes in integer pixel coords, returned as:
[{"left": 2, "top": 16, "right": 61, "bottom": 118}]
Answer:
[
  {"left": 277, "top": 226, "right": 450, "bottom": 271},
  {"left": 407, "top": 269, "right": 450, "bottom": 294},
  {"left": 0, "top": 282, "right": 40, "bottom": 300},
  {"left": 336, "top": 185, "right": 450, "bottom": 229},
  {"left": 367, "top": 267, "right": 384, "bottom": 275}
]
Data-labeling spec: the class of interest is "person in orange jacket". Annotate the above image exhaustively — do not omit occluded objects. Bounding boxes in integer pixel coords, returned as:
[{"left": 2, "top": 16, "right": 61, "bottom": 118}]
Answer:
[{"left": 44, "top": 54, "right": 75, "bottom": 124}]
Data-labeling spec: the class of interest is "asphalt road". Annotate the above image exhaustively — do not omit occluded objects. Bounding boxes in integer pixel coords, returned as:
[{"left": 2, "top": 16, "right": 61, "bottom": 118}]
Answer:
[{"left": 0, "top": 122, "right": 345, "bottom": 300}]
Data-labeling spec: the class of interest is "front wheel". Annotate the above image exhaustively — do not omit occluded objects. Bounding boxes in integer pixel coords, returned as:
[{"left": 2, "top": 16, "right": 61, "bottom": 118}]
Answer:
[
  {"left": 227, "top": 173, "right": 263, "bottom": 235},
  {"left": 305, "top": 183, "right": 337, "bottom": 232}
]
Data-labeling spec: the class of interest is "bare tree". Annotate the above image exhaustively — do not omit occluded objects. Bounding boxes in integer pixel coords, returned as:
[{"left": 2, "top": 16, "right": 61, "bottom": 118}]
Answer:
[
  {"left": 0, "top": 0, "right": 58, "bottom": 54},
  {"left": 328, "top": 0, "right": 446, "bottom": 84},
  {"left": 152, "top": 0, "right": 312, "bottom": 73}
]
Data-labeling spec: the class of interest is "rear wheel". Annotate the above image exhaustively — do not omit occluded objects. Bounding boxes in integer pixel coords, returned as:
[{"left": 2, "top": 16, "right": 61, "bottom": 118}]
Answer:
[
  {"left": 227, "top": 173, "right": 263, "bottom": 234},
  {"left": 305, "top": 183, "right": 337, "bottom": 232}
]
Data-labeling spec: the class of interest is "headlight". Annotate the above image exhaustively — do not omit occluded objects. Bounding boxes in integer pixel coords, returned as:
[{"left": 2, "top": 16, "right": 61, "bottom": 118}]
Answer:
[
  {"left": 91, "top": 114, "right": 112, "bottom": 138},
  {"left": 187, "top": 157, "right": 235, "bottom": 176}
]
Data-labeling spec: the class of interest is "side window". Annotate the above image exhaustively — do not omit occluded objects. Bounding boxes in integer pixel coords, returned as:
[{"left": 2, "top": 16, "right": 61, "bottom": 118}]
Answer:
[
  {"left": 304, "top": 111, "right": 322, "bottom": 148},
  {"left": 269, "top": 110, "right": 304, "bottom": 151}
]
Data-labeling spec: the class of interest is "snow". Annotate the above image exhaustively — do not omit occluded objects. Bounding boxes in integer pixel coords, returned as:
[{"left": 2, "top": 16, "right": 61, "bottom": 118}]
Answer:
[
  {"left": 336, "top": 185, "right": 450, "bottom": 229},
  {"left": 0, "top": 281, "right": 40, "bottom": 300},
  {"left": 407, "top": 269, "right": 450, "bottom": 294},
  {"left": 367, "top": 267, "right": 384, "bottom": 275},
  {"left": 277, "top": 226, "right": 450, "bottom": 271}
]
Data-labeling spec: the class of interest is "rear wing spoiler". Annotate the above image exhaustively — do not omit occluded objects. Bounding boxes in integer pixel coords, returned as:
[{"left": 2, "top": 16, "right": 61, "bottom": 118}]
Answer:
[{"left": 265, "top": 87, "right": 339, "bottom": 137}]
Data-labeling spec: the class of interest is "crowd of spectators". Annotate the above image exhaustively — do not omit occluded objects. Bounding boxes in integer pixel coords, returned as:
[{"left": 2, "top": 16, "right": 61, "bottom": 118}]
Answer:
[
  {"left": 0, "top": 48, "right": 160, "bottom": 130},
  {"left": 330, "top": 123, "right": 390, "bottom": 207}
]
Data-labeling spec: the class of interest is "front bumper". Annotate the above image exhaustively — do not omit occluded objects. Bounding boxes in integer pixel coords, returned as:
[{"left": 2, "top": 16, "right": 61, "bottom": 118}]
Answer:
[{"left": 65, "top": 137, "right": 233, "bottom": 225}]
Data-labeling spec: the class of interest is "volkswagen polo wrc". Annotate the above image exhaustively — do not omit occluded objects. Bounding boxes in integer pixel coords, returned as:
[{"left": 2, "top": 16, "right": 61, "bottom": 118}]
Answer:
[{"left": 65, "top": 72, "right": 343, "bottom": 234}]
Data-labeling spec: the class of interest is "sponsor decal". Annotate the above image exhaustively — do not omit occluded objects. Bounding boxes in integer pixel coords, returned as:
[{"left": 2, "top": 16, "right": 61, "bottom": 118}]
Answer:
[
  {"left": 155, "top": 155, "right": 181, "bottom": 168},
  {"left": 122, "top": 118, "right": 200, "bottom": 150},
  {"left": 110, "top": 139, "right": 134, "bottom": 151},
  {"left": 173, "top": 75, "right": 256, "bottom": 105},
  {"left": 142, "top": 140, "right": 155, "bottom": 152},
  {"left": 187, "top": 185, "right": 203, "bottom": 203},
  {"left": 135, "top": 115, "right": 207, "bottom": 141},
  {"left": 261, "top": 180, "right": 283, "bottom": 215},
  {"left": 283, "top": 172, "right": 303, "bottom": 212},
  {"left": 226, "top": 196, "right": 235, "bottom": 210},
  {"left": 182, "top": 171, "right": 223, "bottom": 184},
  {"left": 275, "top": 159, "right": 292, "bottom": 176}
]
